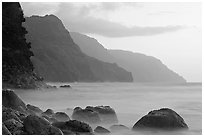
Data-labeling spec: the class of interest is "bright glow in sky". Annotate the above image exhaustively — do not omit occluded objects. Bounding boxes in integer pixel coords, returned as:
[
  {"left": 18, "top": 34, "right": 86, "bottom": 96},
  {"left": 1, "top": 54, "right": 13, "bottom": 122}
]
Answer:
[{"left": 21, "top": 2, "right": 202, "bottom": 82}]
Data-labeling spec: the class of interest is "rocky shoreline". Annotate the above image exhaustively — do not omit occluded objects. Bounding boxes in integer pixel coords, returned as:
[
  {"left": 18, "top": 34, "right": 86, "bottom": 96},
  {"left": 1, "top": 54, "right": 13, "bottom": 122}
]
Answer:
[{"left": 2, "top": 89, "right": 188, "bottom": 135}]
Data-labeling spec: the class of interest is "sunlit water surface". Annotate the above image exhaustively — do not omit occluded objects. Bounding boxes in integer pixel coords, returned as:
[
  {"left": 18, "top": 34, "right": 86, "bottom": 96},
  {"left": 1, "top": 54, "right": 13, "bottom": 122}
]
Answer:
[{"left": 14, "top": 82, "right": 202, "bottom": 135}]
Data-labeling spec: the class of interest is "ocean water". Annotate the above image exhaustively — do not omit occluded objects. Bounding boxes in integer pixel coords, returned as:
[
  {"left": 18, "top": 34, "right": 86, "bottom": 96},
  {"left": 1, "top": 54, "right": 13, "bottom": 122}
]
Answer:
[{"left": 14, "top": 82, "right": 202, "bottom": 135}]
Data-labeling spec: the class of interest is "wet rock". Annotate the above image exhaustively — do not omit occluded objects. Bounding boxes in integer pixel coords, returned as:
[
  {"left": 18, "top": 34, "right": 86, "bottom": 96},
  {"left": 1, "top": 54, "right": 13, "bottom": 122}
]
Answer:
[
  {"left": 86, "top": 106, "right": 118, "bottom": 123},
  {"left": 42, "top": 115, "right": 58, "bottom": 123},
  {"left": 110, "top": 124, "right": 129, "bottom": 131},
  {"left": 2, "top": 106, "right": 22, "bottom": 123},
  {"left": 72, "top": 107, "right": 101, "bottom": 124},
  {"left": 52, "top": 120, "right": 93, "bottom": 135},
  {"left": 23, "top": 115, "right": 62, "bottom": 135},
  {"left": 27, "top": 104, "right": 43, "bottom": 114},
  {"left": 60, "top": 85, "right": 71, "bottom": 88},
  {"left": 2, "top": 89, "right": 27, "bottom": 112},
  {"left": 2, "top": 124, "right": 11, "bottom": 135},
  {"left": 94, "top": 126, "right": 110, "bottom": 134},
  {"left": 4, "top": 118, "right": 23, "bottom": 134},
  {"left": 42, "top": 109, "right": 54, "bottom": 116},
  {"left": 132, "top": 108, "right": 188, "bottom": 130},
  {"left": 53, "top": 112, "right": 70, "bottom": 122}
]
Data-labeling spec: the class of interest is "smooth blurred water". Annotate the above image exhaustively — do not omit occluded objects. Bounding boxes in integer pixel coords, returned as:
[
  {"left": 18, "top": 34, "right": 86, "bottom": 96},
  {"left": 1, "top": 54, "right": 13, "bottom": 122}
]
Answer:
[{"left": 14, "top": 82, "right": 202, "bottom": 135}]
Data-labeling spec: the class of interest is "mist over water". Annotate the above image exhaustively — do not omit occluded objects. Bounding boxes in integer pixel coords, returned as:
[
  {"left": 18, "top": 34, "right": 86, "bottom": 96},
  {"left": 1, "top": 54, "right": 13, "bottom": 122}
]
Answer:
[{"left": 14, "top": 82, "right": 201, "bottom": 135}]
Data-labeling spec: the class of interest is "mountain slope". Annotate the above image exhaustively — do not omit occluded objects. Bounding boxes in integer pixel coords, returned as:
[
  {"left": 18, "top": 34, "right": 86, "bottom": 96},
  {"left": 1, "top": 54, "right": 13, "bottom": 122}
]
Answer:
[
  {"left": 70, "top": 32, "right": 186, "bottom": 83},
  {"left": 70, "top": 32, "right": 115, "bottom": 63},
  {"left": 24, "top": 15, "right": 133, "bottom": 82},
  {"left": 109, "top": 50, "right": 186, "bottom": 83}
]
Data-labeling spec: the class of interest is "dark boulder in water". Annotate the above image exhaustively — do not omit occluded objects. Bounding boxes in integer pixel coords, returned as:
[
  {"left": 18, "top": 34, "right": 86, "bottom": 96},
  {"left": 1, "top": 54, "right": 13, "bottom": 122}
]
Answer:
[
  {"left": 53, "top": 112, "right": 70, "bottom": 122},
  {"left": 4, "top": 118, "right": 23, "bottom": 134},
  {"left": 52, "top": 120, "right": 93, "bottom": 135},
  {"left": 110, "top": 124, "right": 129, "bottom": 131},
  {"left": 23, "top": 115, "right": 62, "bottom": 135},
  {"left": 60, "top": 85, "right": 71, "bottom": 88},
  {"left": 94, "top": 126, "right": 110, "bottom": 134},
  {"left": 27, "top": 104, "right": 43, "bottom": 115},
  {"left": 86, "top": 106, "right": 118, "bottom": 123},
  {"left": 2, "top": 89, "right": 27, "bottom": 112},
  {"left": 42, "top": 109, "right": 54, "bottom": 116},
  {"left": 132, "top": 108, "right": 188, "bottom": 130},
  {"left": 72, "top": 107, "right": 101, "bottom": 124}
]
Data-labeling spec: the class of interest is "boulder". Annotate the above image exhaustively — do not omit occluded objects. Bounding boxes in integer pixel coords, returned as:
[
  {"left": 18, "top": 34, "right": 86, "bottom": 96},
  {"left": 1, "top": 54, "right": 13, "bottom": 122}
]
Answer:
[
  {"left": 2, "top": 89, "right": 27, "bottom": 112},
  {"left": 94, "top": 126, "right": 110, "bottom": 134},
  {"left": 2, "top": 106, "right": 22, "bottom": 123},
  {"left": 27, "top": 104, "right": 43, "bottom": 114},
  {"left": 42, "top": 115, "right": 58, "bottom": 123},
  {"left": 132, "top": 108, "right": 188, "bottom": 130},
  {"left": 60, "top": 85, "right": 71, "bottom": 88},
  {"left": 42, "top": 109, "right": 54, "bottom": 116},
  {"left": 4, "top": 118, "right": 23, "bottom": 134},
  {"left": 23, "top": 115, "right": 62, "bottom": 135},
  {"left": 72, "top": 107, "right": 101, "bottom": 124},
  {"left": 110, "top": 124, "right": 129, "bottom": 131},
  {"left": 2, "top": 124, "right": 11, "bottom": 135},
  {"left": 53, "top": 112, "right": 70, "bottom": 122},
  {"left": 52, "top": 120, "right": 93, "bottom": 135},
  {"left": 86, "top": 106, "right": 118, "bottom": 123}
]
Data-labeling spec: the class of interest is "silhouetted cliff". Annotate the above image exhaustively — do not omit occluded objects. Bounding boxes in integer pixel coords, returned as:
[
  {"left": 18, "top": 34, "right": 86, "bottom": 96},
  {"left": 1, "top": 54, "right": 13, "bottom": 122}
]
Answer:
[
  {"left": 24, "top": 15, "right": 133, "bottom": 82},
  {"left": 70, "top": 32, "right": 186, "bottom": 83},
  {"left": 2, "top": 2, "right": 45, "bottom": 88}
]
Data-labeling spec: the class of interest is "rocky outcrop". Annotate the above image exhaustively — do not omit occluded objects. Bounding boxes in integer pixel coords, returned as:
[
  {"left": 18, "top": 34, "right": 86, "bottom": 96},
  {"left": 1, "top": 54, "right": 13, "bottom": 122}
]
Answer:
[
  {"left": 94, "top": 126, "right": 110, "bottom": 134},
  {"left": 110, "top": 124, "right": 129, "bottom": 131},
  {"left": 86, "top": 106, "right": 118, "bottom": 124},
  {"left": 52, "top": 120, "right": 93, "bottom": 135},
  {"left": 27, "top": 104, "right": 43, "bottom": 114},
  {"left": 24, "top": 15, "right": 133, "bottom": 82},
  {"left": 52, "top": 112, "right": 70, "bottom": 122},
  {"left": 60, "top": 85, "right": 71, "bottom": 88},
  {"left": 2, "top": 89, "right": 27, "bottom": 112},
  {"left": 42, "top": 109, "right": 54, "bottom": 116},
  {"left": 72, "top": 107, "right": 101, "bottom": 124},
  {"left": 2, "top": 124, "right": 12, "bottom": 135},
  {"left": 4, "top": 118, "right": 24, "bottom": 134},
  {"left": 2, "top": 2, "right": 46, "bottom": 89},
  {"left": 132, "top": 108, "right": 188, "bottom": 130},
  {"left": 23, "top": 115, "right": 63, "bottom": 135}
]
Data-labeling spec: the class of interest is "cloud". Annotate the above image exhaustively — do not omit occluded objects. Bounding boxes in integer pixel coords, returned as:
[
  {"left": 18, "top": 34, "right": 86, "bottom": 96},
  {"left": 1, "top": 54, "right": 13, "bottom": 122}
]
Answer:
[{"left": 21, "top": 2, "right": 185, "bottom": 37}]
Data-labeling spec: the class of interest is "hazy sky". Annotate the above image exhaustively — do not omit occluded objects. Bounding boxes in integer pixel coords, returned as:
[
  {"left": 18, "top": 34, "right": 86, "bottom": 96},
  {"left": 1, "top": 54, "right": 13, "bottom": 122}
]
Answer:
[{"left": 21, "top": 2, "right": 202, "bottom": 82}]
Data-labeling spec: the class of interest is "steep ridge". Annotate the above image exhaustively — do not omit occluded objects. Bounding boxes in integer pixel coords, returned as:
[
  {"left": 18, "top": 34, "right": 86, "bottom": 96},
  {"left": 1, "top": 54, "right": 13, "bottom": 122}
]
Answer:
[
  {"left": 24, "top": 15, "right": 133, "bottom": 82},
  {"left": 70, "top": 32, "right": 186, "bottom": 83}
]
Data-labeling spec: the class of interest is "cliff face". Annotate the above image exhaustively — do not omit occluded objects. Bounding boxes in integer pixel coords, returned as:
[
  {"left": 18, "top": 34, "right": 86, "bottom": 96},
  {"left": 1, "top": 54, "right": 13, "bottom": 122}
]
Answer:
[
  {"left": 24, "top": 15, "right": 133, "bottom": 82},
  {"left": 2, "top": 2, "right": 44, "bottom": 88},
  {"left": 109, "top": 50, "right": 186, "bottom": 83},
  {"left": 70, "top": 32, "right": 186, "bottom": 83}
]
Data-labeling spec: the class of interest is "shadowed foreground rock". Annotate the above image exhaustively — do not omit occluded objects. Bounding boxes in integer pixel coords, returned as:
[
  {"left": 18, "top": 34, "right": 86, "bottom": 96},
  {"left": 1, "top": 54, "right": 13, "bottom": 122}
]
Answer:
[
  {"left": 23, "top": 115, "right": 63, "bottom": 135},
  {"left": 132, "top": 108, "right": 188, "bottom": 130},
  {"left": 52, "top": 120, "right": 93, "bottom": 135},
  {"left": 27, "top": 104, "right": 43, "bottom": 114},
  {"left": 94, "top": 126, "right": 110, "bottom": 134},
  {"left": 2, "top": 89, "right": 27, "bottom": 112}
]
